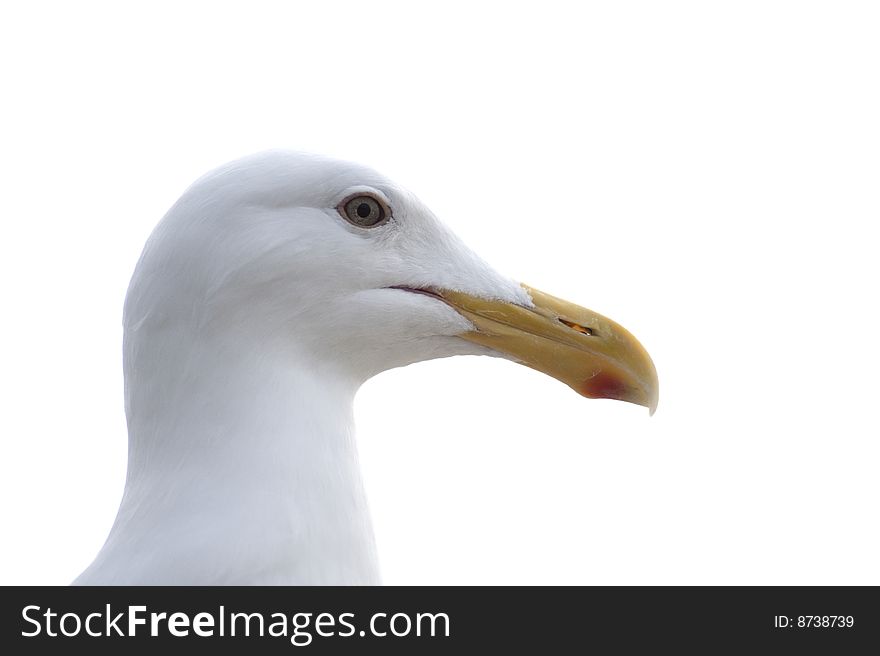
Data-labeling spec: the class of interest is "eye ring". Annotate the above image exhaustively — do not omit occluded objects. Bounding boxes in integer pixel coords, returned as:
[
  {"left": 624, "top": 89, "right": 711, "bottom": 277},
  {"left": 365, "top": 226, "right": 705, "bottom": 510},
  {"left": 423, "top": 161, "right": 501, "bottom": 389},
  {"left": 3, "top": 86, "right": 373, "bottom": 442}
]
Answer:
[{"left": 337, "top": 193, "right": 391, "bottom": 228}]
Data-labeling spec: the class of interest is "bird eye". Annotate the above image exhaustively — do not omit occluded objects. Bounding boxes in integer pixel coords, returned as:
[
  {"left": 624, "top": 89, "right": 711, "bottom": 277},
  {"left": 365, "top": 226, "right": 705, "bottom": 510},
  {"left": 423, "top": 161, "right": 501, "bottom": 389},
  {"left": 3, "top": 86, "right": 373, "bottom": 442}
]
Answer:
[{"left": 338, "top": 194, "right": 390, "bottom": 228}]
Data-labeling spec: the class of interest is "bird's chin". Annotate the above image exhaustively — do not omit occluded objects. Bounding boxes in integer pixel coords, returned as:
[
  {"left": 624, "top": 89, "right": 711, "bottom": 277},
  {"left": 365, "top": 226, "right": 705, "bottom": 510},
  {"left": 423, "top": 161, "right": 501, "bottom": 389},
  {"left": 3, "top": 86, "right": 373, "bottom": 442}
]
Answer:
[{"left": 361, "top": 335, "right": 495, "bottom": 381}]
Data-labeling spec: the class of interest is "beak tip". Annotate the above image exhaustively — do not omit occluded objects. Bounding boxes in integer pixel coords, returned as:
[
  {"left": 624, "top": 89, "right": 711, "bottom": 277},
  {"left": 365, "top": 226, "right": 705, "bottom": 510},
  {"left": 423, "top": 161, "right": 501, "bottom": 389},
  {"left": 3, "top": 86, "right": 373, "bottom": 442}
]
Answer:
[
  {"left": 646, "top": 383, "right": 659, "bottom": 417},
  {"left": 634, "top": 387, "right": 659, "bottom": 416}
]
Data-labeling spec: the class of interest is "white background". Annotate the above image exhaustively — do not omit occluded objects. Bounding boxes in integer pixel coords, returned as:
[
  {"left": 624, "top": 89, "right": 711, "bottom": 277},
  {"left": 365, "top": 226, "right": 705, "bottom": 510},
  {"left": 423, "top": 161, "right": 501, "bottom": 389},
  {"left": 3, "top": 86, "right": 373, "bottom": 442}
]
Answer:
[{"left": 1, "top": 1, "right": 878, "bottom": 585}]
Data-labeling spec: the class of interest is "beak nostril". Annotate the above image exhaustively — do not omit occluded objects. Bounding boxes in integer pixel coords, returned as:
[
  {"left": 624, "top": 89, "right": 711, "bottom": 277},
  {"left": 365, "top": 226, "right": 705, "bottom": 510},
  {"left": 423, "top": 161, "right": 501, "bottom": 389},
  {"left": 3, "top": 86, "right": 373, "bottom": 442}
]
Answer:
[{"left": 558, "top": 317, "right": 595, "bottom": 336}]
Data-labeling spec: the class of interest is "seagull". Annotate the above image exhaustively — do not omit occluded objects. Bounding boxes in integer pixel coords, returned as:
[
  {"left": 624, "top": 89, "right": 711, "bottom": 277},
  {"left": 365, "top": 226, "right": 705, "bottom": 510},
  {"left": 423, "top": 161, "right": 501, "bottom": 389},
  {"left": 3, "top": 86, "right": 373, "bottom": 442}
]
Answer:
[{"left": 74, "top": 151, "right": 658, "bottom": 585}]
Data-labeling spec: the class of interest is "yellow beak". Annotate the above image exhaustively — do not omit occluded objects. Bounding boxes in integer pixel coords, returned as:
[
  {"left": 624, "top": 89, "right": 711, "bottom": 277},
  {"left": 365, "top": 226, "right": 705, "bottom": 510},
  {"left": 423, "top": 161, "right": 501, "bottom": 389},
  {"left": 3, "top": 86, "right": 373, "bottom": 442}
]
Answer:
[{"left": 439, "top": 284, "right": 659, "bottom": 414}]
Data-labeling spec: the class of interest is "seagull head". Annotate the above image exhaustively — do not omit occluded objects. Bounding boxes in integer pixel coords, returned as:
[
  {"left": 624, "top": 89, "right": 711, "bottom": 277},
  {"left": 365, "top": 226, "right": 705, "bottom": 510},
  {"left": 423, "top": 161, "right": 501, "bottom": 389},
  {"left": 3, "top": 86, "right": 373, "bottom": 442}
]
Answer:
[{"left": 125, "top": 151, "right": 658, "bottom": 413}]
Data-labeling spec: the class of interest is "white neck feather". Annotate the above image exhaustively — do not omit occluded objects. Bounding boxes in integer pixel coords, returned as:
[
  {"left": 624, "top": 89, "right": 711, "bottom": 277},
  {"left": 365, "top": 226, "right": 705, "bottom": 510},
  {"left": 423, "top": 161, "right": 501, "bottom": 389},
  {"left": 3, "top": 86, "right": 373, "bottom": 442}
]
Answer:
[{"left": 75, "top": 325, "right": 380, "bottom": 585}]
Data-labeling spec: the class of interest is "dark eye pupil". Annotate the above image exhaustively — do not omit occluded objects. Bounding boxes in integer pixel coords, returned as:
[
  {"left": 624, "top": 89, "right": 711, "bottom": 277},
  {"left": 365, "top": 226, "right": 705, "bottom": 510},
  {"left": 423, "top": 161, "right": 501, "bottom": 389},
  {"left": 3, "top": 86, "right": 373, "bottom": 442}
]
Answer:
[{"left": 356, "top": 203, "right": 372, "bottom": 218}]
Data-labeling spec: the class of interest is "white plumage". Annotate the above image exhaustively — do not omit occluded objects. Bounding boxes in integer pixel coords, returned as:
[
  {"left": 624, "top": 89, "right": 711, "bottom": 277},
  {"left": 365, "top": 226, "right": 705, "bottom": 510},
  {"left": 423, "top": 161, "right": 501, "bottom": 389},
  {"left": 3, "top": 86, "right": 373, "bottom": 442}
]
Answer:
[
  {"left": 75, "top": 152, "right": 530, "bottom": 584},
  {"left": 75, "top": 151, "right": 656, "bottom": 585}
]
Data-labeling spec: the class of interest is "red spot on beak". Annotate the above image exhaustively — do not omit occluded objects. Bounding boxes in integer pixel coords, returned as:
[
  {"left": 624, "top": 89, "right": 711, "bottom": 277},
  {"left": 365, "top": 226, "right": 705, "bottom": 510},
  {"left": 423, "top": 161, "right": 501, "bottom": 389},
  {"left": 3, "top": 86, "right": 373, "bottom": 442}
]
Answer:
[{"left": 579, "top": 371, "right": 630, "bottom": 401}]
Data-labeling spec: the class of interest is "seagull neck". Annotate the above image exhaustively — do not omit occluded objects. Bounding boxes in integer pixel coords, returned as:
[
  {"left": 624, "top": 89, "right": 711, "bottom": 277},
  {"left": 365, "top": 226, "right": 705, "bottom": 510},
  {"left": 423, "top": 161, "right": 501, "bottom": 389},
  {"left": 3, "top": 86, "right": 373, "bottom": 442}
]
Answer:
[{"left": 86, "top": 329, "right": 380, "bottom": 584}]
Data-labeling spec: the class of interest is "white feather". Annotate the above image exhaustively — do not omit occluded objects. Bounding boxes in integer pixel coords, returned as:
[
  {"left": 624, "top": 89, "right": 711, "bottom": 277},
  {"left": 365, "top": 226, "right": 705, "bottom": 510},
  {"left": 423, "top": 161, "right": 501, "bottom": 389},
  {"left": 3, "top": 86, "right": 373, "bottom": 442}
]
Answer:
[{"left": 74, "top": 151, "right": 528, "bottom": 584}]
